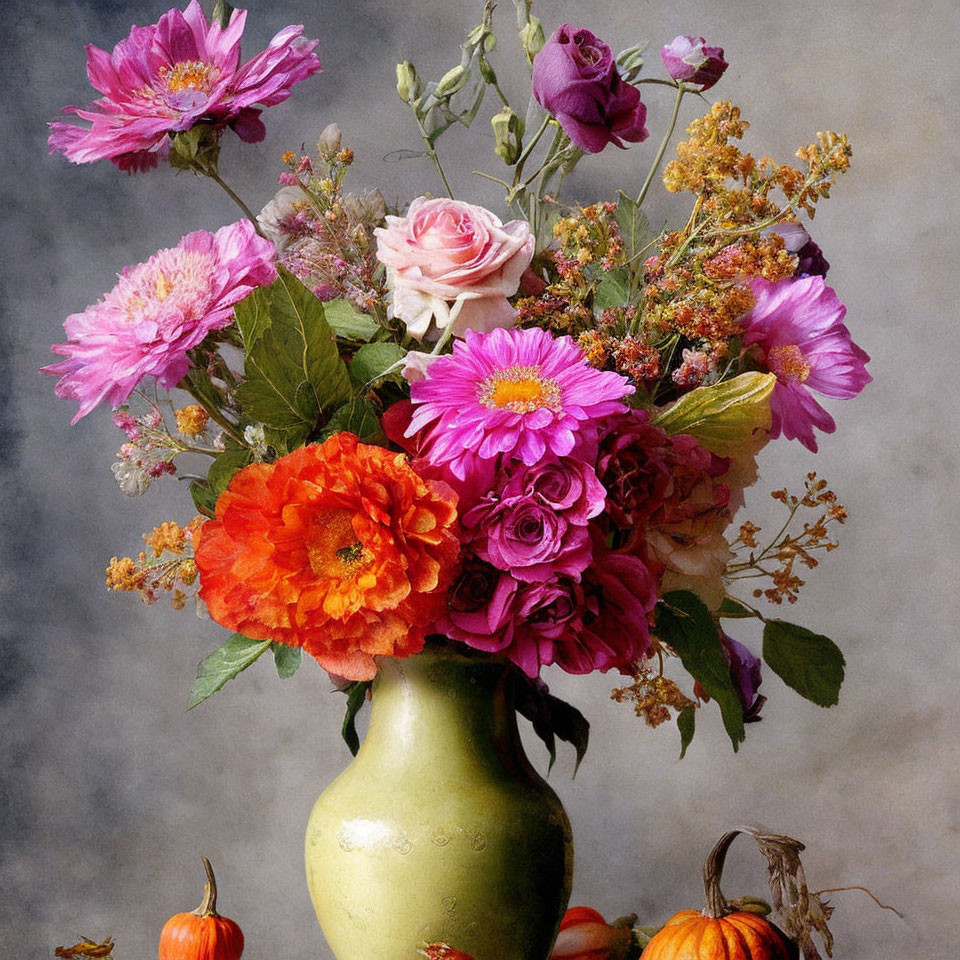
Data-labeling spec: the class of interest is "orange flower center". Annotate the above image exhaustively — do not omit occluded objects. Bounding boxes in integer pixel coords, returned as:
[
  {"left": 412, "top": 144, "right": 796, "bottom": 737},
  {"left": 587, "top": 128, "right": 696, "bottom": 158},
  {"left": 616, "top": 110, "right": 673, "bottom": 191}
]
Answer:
[
  {"left": 768, "top": 344, "right": 811, "bottom": 383},
  {"left": 478, "top": 365, "right": 562, "bottom": 413},
  {"left": 307, "top": 508, "right": 373, "bottom": 582},
  {"left": 159, "top": 60, "right": 219, "bottom": 94}
]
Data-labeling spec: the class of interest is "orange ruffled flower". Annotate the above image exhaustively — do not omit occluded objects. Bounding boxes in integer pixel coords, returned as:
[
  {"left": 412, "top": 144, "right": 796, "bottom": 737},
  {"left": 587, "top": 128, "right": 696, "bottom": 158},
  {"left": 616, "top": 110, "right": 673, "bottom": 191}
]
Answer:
[{"left": 194, "top": 433, "right": 460, "bottom": 680}]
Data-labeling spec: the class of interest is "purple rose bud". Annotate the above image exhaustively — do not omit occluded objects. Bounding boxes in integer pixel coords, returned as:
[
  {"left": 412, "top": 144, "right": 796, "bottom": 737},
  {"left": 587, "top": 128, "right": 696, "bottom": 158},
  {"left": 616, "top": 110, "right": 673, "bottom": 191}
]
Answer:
[
  {"left": 660, "top": 35, "right": 728, "bottom": 90},
  {"left": 721, "top": 634, "right": 765, "bottom": 722},
  {"left": 795, "top": 238, "right": 830, "bottom": 278},
  {"left": 532, "top": 23, "right": 649, "bottom": 153}
]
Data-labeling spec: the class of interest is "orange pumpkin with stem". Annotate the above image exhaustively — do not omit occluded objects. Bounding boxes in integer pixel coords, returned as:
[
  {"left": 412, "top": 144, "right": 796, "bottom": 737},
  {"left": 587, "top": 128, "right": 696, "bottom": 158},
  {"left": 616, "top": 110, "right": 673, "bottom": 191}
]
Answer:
[
  {"left": 158, "top": 857, "right": 244, "bottom": 960},
  {"left": 640, "top": 829, "right": 799, "bottom": 960}
]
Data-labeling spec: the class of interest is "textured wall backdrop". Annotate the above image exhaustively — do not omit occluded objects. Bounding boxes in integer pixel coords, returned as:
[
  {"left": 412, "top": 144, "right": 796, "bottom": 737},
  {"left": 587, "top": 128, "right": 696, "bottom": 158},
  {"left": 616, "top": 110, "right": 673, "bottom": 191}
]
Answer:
[{"left": 2, "top": 0, "right": 958, "bottom": 957}]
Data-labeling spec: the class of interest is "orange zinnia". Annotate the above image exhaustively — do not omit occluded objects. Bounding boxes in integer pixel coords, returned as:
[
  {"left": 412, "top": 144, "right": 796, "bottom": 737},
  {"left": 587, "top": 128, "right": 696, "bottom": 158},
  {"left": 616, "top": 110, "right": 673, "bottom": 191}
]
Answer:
[{"left": 194, "top": 433, "right": 460, "bottom": 680}]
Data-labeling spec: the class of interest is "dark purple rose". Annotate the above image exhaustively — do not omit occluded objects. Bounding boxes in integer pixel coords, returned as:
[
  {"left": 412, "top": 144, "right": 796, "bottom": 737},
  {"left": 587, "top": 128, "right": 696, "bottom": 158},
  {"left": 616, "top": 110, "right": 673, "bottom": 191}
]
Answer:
[
  {"left": 795, "top": 238, "right": 830, "bottom": 278},
  {"left": 660, "top": 35, "right": 728, "bottom": 90},
  {"left": 532, "top": 24, "right": 649, "bottom": 153},
  {"left": 722, "top": 634, "right": 765, "bottom": 722},
  {"left": 441, "top": 556, "right": 519, "bottom": 653}
]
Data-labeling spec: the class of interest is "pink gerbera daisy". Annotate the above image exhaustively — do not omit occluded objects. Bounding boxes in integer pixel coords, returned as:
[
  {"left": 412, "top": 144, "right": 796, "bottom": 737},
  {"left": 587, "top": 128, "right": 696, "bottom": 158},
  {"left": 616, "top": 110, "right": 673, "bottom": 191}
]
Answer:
[
  {"left": 742, "top": 276, "right": 871, "bottom": 452},
  {"left": 48, "top": 1, "right": 321, "bottom": 172},
  {"left": 407, "top": 326, "right": 633, "bottom": 478},
  {"left": 44, "top": 220, "right": 276, "bottom": 423}
]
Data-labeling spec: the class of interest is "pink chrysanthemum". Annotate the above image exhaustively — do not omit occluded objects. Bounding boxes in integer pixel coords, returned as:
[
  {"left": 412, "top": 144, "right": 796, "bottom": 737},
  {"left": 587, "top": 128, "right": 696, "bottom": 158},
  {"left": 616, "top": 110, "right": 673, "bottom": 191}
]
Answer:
[
  {"left": 407, "top": 327, "right": 633, "bottom": 478},
  {"left": 44, "top": 220, "right": 276, "bottom": 423},
  {"left": 742, "top": 276, "right": 871, "bottom": 452},
  {"left": 48, "top": 1, "right": 321, "bottom": 172}
]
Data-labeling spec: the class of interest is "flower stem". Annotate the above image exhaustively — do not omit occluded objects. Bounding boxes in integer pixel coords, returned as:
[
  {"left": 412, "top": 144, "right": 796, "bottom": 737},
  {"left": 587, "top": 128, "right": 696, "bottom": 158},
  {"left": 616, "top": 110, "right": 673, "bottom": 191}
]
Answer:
[
  {"left": 635, "top": 82, "right": 686, "bottom": 208},
  {"left": 512, "top": 114, "right": 553, "bottom": 186},
  {"left": 414, "top": 114, "right": 455, "bottom": 199},
  {"left": 206, "top": 169, "right": 264, "bottom": 235}
]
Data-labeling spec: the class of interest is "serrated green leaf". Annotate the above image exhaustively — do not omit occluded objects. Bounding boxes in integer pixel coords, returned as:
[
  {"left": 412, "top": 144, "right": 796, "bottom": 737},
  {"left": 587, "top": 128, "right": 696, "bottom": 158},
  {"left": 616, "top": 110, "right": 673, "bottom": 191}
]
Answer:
[
  {"left": 189, "top": 480, "right": 217, "bottom": 518},
  {"left": 188, "top": 634, "right": 272, "bottom": 709},
  {"left": 323, "top": 298, "right": 380, "bottom": 341},
  {"left": 348, "top": 342, "right": 407, "bottom": 386},
  {"left": 514, "top": 674, "right": 590, "bottom": 775},
  {"left": 653, "top": 372, "right": 776, "bottom": 456},
  {"left": 615, "top": 189, "right": 653, "bottom": 261},
  {"left": 763, "top": 620, "right": 845, "bottom": 707},
  {"left": 594, "top": 269, "right": 629, "bottom": 311},
  {"left": 719, "top": 597, "right": 759, "bottom": 619},
  {"left": 321, "top": 397, "right": 386, "bottom": 444},
  {"left": 234, "top": 268, "right": 351, "bottom": 443},
  {"left": 677, "top": 707, "right": 696, "bottom": 760},
  {"left": 271, "top": 642, "right": 302, "bottom": 679},
  {"left": 206, "top": 448, "right": 254, "bottom": 498},
  {"left": 657, "top": 591, "right": 745, "bottom": 750},
  {"left": 342, "top": 681, "right": 372, "bottom": 756}
]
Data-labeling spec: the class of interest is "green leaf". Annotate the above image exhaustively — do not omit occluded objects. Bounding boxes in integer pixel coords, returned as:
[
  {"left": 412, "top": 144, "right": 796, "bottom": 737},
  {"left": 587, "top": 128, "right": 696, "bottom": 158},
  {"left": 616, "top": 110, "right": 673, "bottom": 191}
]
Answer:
[
  {"left": 271, "top": 642, "right": 302, "bottom": 679},
  {"left": 653, "top": 372, "right": 776, "bottom": 456},
  {"left": 188, "top": 634, "right": 272, "bottom": 709},
  {"left": 614, "top": 189, "right": 653, "bottom": 261},
  {"left": 348, "top": 342, "right": 407, "bottom": 386},
  {"left": 211, "top": 0, "right": 234, "bottom": 29},
  {"left": 657, "top": 591, "right": 745, "bottom": 750},
  {"left": 677, "top": 707, "right": 696, "bottom": 760},
  {"left": 206, "top": 448, "right": 254, "bottom": 498},
  {"left": 719, "top": 597, "right": 759, "bottom": 619},
  {"left": 341, "top": 681, "right": 372, "bottom": 756},
  {"left": 323, "top": 298, "right": 380, "bottom": 342},
  {"left": 763, "top": 620, "right": 845, "bottom": 707},
  {"left": 189, "top": 480, "right": 217, "bottom": 518},
  {"left": 593, "top": 269, "right": 629, "bottom": 311},
  {"left": 234, "top": 268, "right": 352, "bottom": 444},
  {"left": 321, "top": 397, "right": 386, "bottom": 444}
]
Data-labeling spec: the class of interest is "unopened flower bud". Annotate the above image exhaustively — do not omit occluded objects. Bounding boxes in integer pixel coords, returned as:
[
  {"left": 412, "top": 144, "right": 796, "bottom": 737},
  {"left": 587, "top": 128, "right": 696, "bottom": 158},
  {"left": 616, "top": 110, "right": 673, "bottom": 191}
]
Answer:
[
  {"left": 317, "top": 122, "right": 342, "bottom": 161},
  {"left": 519, "top": 16, "right": 545, "bottom": 62},
  {"left": 396, "top": 61, "right": 421, "bottom": 103},
  {"left": 491, "top": 107, "right": 525, "bottom": 165},
  {"left": 616, "top": 44, "right": 645, "bottom": 84},
  {"left": 478, "top": 56, "right": 497, "bottom": 85},
  {"left": 435, "top": 65, "right": 468, "bottom": 98}
]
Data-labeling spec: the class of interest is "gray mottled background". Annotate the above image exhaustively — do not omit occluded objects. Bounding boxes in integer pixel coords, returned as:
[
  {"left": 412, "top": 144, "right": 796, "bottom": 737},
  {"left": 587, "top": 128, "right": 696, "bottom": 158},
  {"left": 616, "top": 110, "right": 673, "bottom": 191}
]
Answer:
[{"left": 2, "top": 0, "right": 958, "bottom": 957}]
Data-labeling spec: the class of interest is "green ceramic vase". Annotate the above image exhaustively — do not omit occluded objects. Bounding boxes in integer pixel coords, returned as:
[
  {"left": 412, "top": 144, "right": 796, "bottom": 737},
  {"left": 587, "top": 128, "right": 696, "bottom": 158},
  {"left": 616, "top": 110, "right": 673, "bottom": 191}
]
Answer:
[{"left": 305, "top": 644, "right": 574, "bottom": 960}]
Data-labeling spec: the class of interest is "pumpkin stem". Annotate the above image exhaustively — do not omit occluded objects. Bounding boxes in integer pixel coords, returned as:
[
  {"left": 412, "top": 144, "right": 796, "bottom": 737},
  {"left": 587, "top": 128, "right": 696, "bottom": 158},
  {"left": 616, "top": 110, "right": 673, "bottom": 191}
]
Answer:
[
  {"left": 702, "top": 828, "right": 740, "bottom": 919},
  {"left": 194, "top": 856, "right": 221, "bottom": 918}
]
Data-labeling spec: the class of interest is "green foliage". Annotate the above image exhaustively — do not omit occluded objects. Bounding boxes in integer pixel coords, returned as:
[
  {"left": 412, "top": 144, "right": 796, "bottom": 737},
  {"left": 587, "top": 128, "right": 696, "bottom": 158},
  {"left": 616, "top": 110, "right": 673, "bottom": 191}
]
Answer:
[
  {"left": 188, "top": 634, "right": 272, "bottom": 709},
  {"left": 677, "top": 706, "right": 696, "bottom": 759},
  {"left": 657, "top": 591, "right": 745, "bottom": 750},
  {"left": 341, "top": 681, "right": 372, "bottom": 756},
  {"left": 653, "top": 372, "right": 776, "bottom": 456},
  {"left": 271, "top": 642, "right": 302, "bottom": 679},
  {"left": 348, "top": 342, "right": 407, "bottom": 387},
  {"left": 763, "top": 620, "right": 845, "bottom": 707},
  {"left": 211, "top": 0, "right": 234, "bottom": 29},
  {"left": 593, "top": 269, "right": 629, "bottom": 311},
  {"left": 321, "top": 397, "right": 386, "bottom": 444},
  {"left": 515, "top": 674, "right": 591, "bottom": 775},
  {"left": 189, "top": 481, "right": 218, "bottom": 518},
  {"left": 234, "top": 268, "right": 351, "bottom": 448},
  {"left": 718, "top": 597, "right": 759, "bottom": 619},
  {"left": 614, "top": 189, "right": 653, "bottom": 262},
  {"left": 323, "top": 298, "right": 380, "bottom": 341}
]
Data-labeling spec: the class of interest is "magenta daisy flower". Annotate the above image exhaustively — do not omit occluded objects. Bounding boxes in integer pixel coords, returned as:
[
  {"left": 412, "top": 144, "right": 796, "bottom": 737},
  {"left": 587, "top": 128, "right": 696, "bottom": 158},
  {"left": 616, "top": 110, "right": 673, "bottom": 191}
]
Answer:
[
  {"left": 44, "top": 220, "right": 276, "bottom": 423},
  {"left": 407, "top": 327, "right": 633, "bottom": 478},
  {"left": 742, "top": 276, "right": 871, "bottom": 452},
  {"left": 48, "top": 1, "right": 321, "bottom": 172}
]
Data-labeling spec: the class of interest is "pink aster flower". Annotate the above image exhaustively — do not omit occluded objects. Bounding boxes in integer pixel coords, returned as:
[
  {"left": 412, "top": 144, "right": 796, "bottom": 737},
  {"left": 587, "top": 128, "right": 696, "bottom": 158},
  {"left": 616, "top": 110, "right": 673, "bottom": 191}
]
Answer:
[
  {"left": 48, "top": 1, "right": 320, "bottom": 172},
  {"left": 44, "top": 220, "right": 276, "bottom": 423},
  {"left": 407, "top": 327, "right": 633, "bottom": 479},
  {"left": 742, "top": 276, "right": 871, "bottom": 452}
]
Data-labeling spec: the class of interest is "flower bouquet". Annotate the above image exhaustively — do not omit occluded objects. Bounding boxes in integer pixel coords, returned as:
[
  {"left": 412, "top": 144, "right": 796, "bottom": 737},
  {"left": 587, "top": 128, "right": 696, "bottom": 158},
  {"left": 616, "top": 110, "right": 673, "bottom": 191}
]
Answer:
[{"left": 45, "top": 1, "right": 870, "bottom": 958}]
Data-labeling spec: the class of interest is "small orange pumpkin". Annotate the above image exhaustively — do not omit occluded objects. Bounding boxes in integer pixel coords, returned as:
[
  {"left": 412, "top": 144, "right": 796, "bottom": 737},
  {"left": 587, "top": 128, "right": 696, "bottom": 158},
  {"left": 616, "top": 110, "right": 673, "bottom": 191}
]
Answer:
[
  {"left": 158, "top": 857, "right": 244, "bottom": 960},
  {"left": 640, "top": 830, "right": 797, "bottom": 960}
]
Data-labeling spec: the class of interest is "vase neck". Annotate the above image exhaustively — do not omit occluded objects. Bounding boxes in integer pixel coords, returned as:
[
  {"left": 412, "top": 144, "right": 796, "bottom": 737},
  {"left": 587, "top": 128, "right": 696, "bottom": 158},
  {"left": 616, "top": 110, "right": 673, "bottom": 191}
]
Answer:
[{"left": 360, "top": 648, "right": 527, "bottom": 773}]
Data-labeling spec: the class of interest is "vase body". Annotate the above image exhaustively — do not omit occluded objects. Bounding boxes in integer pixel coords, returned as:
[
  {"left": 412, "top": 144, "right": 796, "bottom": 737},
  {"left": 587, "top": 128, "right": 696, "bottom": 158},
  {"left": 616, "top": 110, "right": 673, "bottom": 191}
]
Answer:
[{"left": 305, "top": 645, "right": 574, "bottom": 960}]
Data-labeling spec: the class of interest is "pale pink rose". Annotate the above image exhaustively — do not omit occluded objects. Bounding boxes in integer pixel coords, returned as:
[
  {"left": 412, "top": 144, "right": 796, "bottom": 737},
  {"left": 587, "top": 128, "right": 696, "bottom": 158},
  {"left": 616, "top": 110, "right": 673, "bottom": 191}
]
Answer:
[{"left": 374, "top": 196, "right": 534, "bottom": 339}]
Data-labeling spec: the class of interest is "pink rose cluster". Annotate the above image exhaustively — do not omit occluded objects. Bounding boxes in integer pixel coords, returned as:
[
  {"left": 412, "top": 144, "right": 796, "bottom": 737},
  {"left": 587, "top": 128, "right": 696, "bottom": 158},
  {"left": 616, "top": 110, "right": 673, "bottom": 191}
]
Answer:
[{"left": 386, "top": 326, "right": 735, "bottom": 679}]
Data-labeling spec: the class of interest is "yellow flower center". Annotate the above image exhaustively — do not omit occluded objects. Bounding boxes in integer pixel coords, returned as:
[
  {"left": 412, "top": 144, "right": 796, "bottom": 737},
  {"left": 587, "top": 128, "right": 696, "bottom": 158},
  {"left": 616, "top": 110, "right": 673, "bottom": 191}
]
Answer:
[
  {"left": 479, "top": 365, "right": 562, "bottom": 413},
  {"left": 768, "top": 344, "right": 811, "bottom": 383},
  {"left": 154, "top": 272, "right": 173, "bottom": 301},
  {"left": 307, "top": 509, "right": 373, "bottom": 582},
  {"left": 159, "top": 60, "right": 219, "bottom": 94}
]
